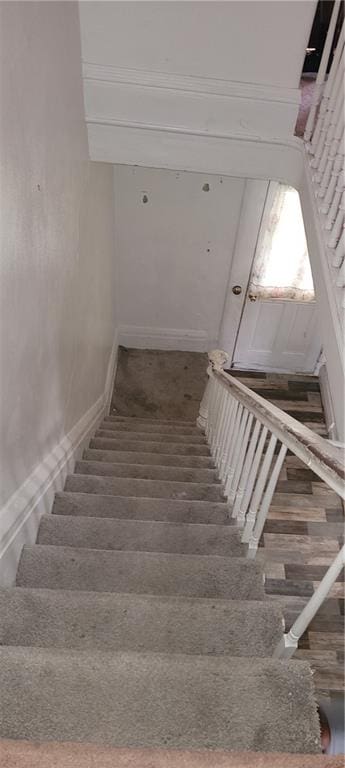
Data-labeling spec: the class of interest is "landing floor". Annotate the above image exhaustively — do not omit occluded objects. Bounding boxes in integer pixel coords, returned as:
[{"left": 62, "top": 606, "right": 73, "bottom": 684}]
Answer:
[{"left": 232, "top": 370, "right": 344, "bottom": 700}]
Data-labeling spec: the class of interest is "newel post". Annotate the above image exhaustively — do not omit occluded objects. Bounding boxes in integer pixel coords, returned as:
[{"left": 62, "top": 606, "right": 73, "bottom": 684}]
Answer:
[{"left": 197, "top": 349, "right": 229, "bottom": 431}]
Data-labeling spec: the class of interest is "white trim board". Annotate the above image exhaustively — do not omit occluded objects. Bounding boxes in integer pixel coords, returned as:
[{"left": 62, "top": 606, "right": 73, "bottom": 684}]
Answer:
[
  {"left": 82, "top": 62, "right": 300, "bottom": 106},
  {"left": 118, "top": 325, "right": 212, "bottom": 352},
  {"left": 0, "top": 328, "right": 119, "bottom": 586}
]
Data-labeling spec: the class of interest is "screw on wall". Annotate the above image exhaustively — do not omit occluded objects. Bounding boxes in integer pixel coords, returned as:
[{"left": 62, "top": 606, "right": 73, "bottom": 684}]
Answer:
[
  {"left": 202, "top": 183, "right": 210, "bottom": 192},
  {"left": 142, "top": 193, "right": 149, "bottom": 204}
]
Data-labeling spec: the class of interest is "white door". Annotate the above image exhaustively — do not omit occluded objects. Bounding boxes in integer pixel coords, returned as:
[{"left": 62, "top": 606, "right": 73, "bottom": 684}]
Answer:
[
  {"left": 232, "top": 299, "right": 320, "bottom": 372},
  {"left": 229, "top": 182, "right": 321, "bottom": 373}
]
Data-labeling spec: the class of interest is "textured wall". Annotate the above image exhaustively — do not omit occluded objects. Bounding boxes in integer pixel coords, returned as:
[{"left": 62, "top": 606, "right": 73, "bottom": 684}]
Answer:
[
  {"left": 115, "top": 165, "right": 245, "bottom": 349},
  {"left": 0, "top": 2, "right": 118, "bottom": 506}
]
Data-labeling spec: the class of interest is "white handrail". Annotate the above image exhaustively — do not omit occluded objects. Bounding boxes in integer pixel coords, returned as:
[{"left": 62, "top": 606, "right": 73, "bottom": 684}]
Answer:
[{"left": 274, "top": 545, "right": 345, "bottom": 658}]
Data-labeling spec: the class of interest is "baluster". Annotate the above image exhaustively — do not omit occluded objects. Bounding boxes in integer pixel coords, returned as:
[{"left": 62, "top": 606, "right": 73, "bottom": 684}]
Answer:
[
  {"left": 222, "top": 403, "right": 243, "bottom": 487},
  {"left": 317, "top": 118, "right": 344, "bottom": 197},
  {"left": 247, "top": 443, "right": 288, "bottom": 558},
  {"left": 233, "top": 420, "right": 261, "bottom": 525},
  {"left": 313, "top": 84, "right": 344, "bottom": 178},
  {"left": 325, "top": 176, "right": 344, "bottom": 227},
  {"left": 210, "top": 382, "right": 223, "bottom": 453},
  {"left": 219, "top": 397, "right": 238, "bottom": 481},
  {"left": 210, "top": 384, "right": 225, "bottom": 455},
  {"left": 224, "top": 408, "right": 250, "bottom": 501},
  {"left": 319, "top": 153, "right": 344, "bottom": 212},
  {"left": 229, "top": 413, "right": 254, "bottom": 508},
  {"left": 240, "top": 425, "right": 268, "bottom": 540},
  {"left": 336, "top": 256, "right": 345, "bottom": 287},
  {"left": 274, "top": 546, "right": 345, "bottom": 658},
  {"left": 332, "top": 230, "right": 345, "bottom": 268},
  {"left": 242, "top": 432, "right": 277, "bottom": 544},
  {"left": 215, "top": 388, "right": 231, "bottom": 464},
  {"left": 328, "top": 203, "right": 344, "bottom": 248},
  {"left": 205, "top": 376, "right": 217, "bottom": 441}
]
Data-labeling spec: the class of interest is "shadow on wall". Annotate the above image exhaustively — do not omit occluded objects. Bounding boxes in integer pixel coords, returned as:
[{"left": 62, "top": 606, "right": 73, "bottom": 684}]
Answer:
[{"left": 111, "top": 348, "right": 208, "bottom": 421}]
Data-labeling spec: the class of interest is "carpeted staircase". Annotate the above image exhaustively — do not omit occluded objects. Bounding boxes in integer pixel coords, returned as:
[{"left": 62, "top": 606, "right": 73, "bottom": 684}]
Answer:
[{"left": 0, "top": 414, "right": 321, "bottom": 754}]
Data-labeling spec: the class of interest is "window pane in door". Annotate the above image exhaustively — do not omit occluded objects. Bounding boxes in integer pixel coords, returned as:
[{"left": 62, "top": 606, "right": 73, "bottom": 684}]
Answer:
[{"left": 249, "top": 184, "right": 315, "bottom": 301}]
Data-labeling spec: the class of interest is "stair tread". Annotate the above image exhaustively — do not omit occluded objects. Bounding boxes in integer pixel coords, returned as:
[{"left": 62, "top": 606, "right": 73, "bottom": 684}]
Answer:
[
  {"left": 91, "top": 436, "right": 210, "bottom": 455},
  {"left": 16, "top": 545, "right": 265, "bottom": 600},
  {"left": 65, "top": 474, "right": 226, "bottom": 502},
  {"left": 53, "top": 493, "right": 229, "bottom": 525},
  {"left": 37, "top": 514, "right": 242, "bottom": 556},
  {"left": 0, "top": 587, "right": 283, "bottom": 655},
  {"left": 84, "top": 448, "right": 215, "bottom": 469},
  {"left": 0, "top": 646, "right": 320, "bottom": 753},
  {"left": 94, "top": 429, "right": 207, "bottom": 444},
  {"left": 75, "top": 460, "right": 220, "bottom": 484}
]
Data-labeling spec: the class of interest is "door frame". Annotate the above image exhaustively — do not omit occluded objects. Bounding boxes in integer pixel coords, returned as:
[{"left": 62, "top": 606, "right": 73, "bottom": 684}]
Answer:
[{"left": 218, "top": 179, "right": 269, "bottom": 360}]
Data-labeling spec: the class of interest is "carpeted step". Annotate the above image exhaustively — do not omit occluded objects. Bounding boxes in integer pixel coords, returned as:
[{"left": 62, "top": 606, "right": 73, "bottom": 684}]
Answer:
[
  {"left": 53, "top": 493, "right": 229, "bottom": 525},
  {"left": 91, "top": 437, "right": 210, "bottom": 456},
  {"left": 94, "top": 429, "right": 206, "bottom": 445},
  {"left": 0, "top": 647, "right": 320, "bottom": 753},
  {"left": 0, "top": 588, "right": 283, "bottom": 656},
  {"left": 37, "top": 514, "right": 242, "bottom": 556},
  {"left": 107, "top": 416, "right": 197, "bottom": 427},
  {"left": 83, "top": 448, "right": 215, "bottom": 469},
  {"left": 100, "top": 420, "right": 201, "bottom": 436},
  {"left": 16, "top": 546, "right": 265, "bottom": 599},
  {"left": 74, "top": 460, "right": 220, "bottom": 485},
  {"left": 65, "top": 474, "right": 226, "bottom": 502}
]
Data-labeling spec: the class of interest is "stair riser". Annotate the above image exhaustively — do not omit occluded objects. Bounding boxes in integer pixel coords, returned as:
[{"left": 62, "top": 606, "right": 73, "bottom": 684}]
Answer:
[
  {"left": 37, "top": 515, "right": 242, "bottom": 557},
  {"left": 0, "top": 589, "right": 283, "bottom": 657},
  {"left": 75, "top": 460, "right": 219, "bottom": 485},
  {"left": 52, "top": 493, "right": 229, "bottom": 525},
  {"left": 83, "top": 449, "right": 215, "bottom": 470},
  {"left": 65, "top": 475, "right": 225, "bottom": 502},
  {"left": 91, "top": 438, "right": 210, "bottom": 456},
  {"left": 0, "top": 647, "right": 320, "bottom": 753},
  {"left": 100, "top": 421, "right": 201, "bottom": 436},
  {"left": 17, "top": 547, "right": 265, "bottom": 600},
  {"left": 94, "top": 430, "right": 206, "bottom": 445}
]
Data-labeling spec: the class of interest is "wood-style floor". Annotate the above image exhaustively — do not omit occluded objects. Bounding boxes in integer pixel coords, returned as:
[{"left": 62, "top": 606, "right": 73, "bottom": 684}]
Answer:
[{"left": 231, "top": 370, "right": 344, "bottom": 700}]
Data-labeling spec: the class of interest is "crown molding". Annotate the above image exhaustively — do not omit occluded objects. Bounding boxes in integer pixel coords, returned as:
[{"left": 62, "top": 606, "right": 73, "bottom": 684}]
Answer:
[{"left": 83, "top": 62, "right": 300, "bottom": 106}]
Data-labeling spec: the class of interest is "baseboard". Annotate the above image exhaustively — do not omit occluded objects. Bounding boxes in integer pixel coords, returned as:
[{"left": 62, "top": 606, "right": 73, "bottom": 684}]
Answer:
[
  {"left": 0, "top": 328, "right": 119, "bottom": 586},
  {"left": 118, "top": 324, "right": 211, "bottom": 352}
]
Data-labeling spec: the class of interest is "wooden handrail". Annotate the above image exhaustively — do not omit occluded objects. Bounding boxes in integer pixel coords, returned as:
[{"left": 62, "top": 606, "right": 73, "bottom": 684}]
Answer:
[{"left": 208, "top": 351, "right": 345, "bottom": 498}]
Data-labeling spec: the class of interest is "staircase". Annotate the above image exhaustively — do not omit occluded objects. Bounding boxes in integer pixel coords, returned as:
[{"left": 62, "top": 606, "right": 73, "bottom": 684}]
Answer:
[{"left": 0, "top": 414, "right": 321, "bottom": 755}]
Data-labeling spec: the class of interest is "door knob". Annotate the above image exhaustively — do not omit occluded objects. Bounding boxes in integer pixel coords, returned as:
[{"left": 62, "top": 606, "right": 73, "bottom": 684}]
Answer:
[{"left": 232, "top": 285, "right": 242, "bottom": 295}]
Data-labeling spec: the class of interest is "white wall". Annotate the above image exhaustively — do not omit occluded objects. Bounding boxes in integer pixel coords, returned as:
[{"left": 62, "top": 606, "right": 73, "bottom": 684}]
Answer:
[
  {"left": 0, "top": 2, "right": 118, "bottom": 581},
  {"left": 115, "top": 165, "right": 245, "bottom": 350}
]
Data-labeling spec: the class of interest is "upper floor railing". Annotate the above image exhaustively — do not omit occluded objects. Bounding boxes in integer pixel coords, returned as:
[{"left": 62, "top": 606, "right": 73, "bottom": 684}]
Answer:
[
  {"left": 304, "top": 1, "right": 345, "bottom": 316},
  {"left": 198, "top": 350, "right": 345, "bottom": 658}
]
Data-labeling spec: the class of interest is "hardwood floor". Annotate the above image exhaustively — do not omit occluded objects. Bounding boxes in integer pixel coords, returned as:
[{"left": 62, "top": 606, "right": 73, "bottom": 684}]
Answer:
[{"left": 230, "top": 370, "right": 344, "bottom": 700}]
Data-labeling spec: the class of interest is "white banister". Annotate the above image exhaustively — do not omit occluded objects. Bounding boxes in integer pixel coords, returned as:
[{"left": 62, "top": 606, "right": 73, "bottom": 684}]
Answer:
[
  {"left": 304, "top": 6, "right": 345, "bottom": 321},
  {"left": 198, "top": 350, "right": 345, "bottom": 658},
  {"left": 274, "top": 545, "right": 345, "bottom": 658},
  {"left": 304, "top": 0, "right": 342, "bottom": 143}
]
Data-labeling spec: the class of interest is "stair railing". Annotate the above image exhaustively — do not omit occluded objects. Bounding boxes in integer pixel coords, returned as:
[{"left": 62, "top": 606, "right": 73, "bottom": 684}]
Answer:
[
  {"left": 304, "top": 2, "right": 345, "bottom": 313},
  {"left": 198, "top": 350, "right": 345, "bottom": 656}
]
